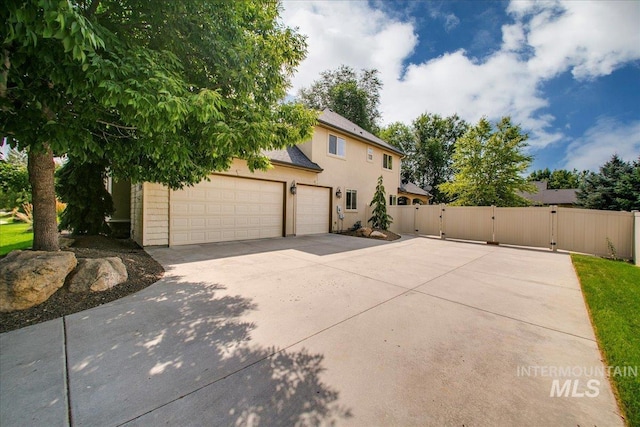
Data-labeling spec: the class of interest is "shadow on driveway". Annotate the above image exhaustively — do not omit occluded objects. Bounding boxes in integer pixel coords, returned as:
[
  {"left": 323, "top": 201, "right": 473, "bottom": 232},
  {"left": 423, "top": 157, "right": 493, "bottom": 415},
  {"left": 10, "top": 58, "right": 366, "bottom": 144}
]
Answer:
[{"left": 63, "top": 275, "right": 352, "bottom": 426}]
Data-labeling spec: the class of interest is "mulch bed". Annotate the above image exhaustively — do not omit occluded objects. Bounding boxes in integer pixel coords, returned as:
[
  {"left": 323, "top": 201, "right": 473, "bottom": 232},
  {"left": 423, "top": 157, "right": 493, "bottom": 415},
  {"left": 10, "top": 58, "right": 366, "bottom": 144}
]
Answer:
[
  {"left": 339, "top": 228, "right": 401, "bottom": 241},
  {"left": 0, "top": 235, "right": 164, "bottom": 333}
]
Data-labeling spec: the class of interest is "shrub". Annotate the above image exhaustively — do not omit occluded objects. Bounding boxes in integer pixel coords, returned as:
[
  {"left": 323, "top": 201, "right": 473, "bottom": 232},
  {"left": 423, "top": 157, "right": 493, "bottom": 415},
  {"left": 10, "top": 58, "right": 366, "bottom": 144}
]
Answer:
[
  {"left": 368, "top": 175, "right": 393, "bottom": 230},
  {"left": 56, "top": 157, "right": 114, "bottom": 235}
]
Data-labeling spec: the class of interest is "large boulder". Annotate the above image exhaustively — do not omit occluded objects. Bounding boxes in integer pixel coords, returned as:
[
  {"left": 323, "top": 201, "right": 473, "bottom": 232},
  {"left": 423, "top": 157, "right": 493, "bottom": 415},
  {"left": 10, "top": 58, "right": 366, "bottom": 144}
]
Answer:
[
  {"left": 0, "top": 251, "right": 77, "bottom": 312},
  {"left": 356, "top": 227, "right": 373, "bottom": 237},
  {"left": 68, "top": 257, "right": 128, "bottom": 293},
  {"left": 370, "top": 230, "right": 387, "bottom": 239}
]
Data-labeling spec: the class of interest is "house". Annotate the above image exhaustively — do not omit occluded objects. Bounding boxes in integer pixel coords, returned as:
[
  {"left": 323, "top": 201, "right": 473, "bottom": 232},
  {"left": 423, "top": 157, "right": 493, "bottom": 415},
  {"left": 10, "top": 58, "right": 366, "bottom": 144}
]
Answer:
[
  {"left": 519, "top": 181, "right": 578, "bottom": 206},
  {"left": 125, "top": 109, "right": 404, "bottom": 246},
  {"left": 397, "top": 181, "right": 432, "bottom": 205}
]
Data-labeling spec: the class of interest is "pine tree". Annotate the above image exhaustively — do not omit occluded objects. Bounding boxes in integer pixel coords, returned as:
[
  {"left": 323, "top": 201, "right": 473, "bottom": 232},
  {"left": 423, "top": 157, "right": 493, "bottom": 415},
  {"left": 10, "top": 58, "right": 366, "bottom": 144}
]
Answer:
[{"left": 368, "top": 176, "right": 393, "bottom": 230}]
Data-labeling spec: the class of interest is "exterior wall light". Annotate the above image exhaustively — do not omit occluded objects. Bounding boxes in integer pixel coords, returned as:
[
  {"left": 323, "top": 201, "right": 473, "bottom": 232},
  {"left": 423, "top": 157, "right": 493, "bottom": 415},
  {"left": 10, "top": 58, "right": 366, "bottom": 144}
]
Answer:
[
  {"left": 335, "top": 187, "right": 342, "bottom": 198},
  {"left": 290, "top": 181, "right": 297, "bottom": 195}
]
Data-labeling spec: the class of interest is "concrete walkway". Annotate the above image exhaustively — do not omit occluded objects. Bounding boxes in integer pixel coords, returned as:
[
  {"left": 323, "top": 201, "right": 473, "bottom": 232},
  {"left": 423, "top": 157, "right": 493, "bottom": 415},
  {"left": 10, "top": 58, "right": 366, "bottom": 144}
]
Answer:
[{"left": 0, "top": 234, "right": 623, "bottom": 426}]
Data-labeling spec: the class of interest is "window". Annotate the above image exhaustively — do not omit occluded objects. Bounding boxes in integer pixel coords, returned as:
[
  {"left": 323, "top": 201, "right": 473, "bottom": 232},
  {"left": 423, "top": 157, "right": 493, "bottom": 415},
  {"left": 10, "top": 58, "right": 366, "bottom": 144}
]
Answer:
[
  {"left": 346, "top": 189, "right": 357, "bottom": 210},
  {"left": 383, "top": 153, "right": 393, "bottom": 170},
  {"left": 329, "top": 134, "right": 346, "bottom": 157},
  {"left": 389, "top": 195, "right": 397, "bottom": 205},
  {"left": 367, "top": 147, "right": 374, "bottom": 162}
]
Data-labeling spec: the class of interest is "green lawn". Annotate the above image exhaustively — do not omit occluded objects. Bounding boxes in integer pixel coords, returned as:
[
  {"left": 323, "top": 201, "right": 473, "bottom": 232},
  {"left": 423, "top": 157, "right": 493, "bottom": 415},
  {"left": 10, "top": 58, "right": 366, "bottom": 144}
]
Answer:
[
  {"left": 572, "top": 254, "right": 640, "bottom": 427},
  {"left": 0, "top": 221, "right": 33, "bottom": 256}
]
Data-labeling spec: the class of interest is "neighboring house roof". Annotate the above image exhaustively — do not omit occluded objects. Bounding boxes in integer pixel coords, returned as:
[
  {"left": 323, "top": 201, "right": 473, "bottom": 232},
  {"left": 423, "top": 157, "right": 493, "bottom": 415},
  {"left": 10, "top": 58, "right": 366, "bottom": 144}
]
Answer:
[
  {"left": 262, "top": 146, "right": 323, "bottom": 172},
  {"left": 520, "top": 181, "right": 578, "bottom": 205},
  {"left": 318, "top": 109, "right": 405, "bottom": 157},
  {"left": 398, "top": 182, "right": 432, "bottom": 197}
]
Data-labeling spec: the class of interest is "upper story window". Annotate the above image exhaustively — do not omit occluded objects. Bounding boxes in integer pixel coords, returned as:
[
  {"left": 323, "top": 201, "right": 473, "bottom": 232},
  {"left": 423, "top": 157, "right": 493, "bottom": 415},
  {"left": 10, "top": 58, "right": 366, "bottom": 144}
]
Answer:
[
  {"left": 346, "top": 189, "right": 357, "bottom": 210},
  {"left": 383, "top": 153, "right": 393, "bottom": 170},
  {"left": 389, "top": 195, "right": 397, "bottom": 205},
  {"left": 367, "top": 147, "right": 374, "bottom": 162},
  {"left": 328, "top": 134, "right": 346, "bottom": 158}
]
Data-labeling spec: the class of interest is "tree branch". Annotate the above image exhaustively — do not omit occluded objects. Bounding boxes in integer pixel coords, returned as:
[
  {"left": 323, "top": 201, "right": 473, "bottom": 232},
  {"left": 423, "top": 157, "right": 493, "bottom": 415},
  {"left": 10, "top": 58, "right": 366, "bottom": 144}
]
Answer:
[
  {"left": 96, "top": 119, "right": 137, "bottom": 130},
  {"left": 1, "top": 49, "right": 9, "bottom": 99},
  {"left": 86, "top": 0, "right": 101, "bottom": 18}
]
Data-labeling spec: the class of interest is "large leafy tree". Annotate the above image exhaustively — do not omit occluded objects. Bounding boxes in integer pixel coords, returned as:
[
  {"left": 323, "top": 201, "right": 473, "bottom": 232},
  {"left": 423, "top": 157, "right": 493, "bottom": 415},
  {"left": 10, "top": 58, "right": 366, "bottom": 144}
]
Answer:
[
  {"left": 528, "top": 168, "right": 586, "bottom": 189},
  {"left": 380, "top": 113, "right": 468, "bottom": 203},
  {"left": 440, "top": 117, "right": 535, "bottom": 206},
  {"left": 577, "top": 155, "right": 640, "bottom": 211},
  {"left": 1, "top": 0, "right": 316, "bottom": 251},
  {"left": 297, "top": 65, "right": 382, "bottom": 133}
]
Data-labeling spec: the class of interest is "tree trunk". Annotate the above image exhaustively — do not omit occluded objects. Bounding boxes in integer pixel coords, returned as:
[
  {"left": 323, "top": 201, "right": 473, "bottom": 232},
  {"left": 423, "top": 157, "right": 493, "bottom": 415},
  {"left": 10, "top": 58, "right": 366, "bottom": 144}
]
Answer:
[{"left": 28, "top": 144, "right": 59, "bottom": 251}]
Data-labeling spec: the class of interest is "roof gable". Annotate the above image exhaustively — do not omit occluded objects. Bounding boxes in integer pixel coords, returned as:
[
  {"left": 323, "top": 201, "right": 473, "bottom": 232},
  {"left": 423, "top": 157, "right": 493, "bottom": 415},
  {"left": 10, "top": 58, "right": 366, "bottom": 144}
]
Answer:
[{"left": 318, "top": 109, "right": 404, "bottom": 156}]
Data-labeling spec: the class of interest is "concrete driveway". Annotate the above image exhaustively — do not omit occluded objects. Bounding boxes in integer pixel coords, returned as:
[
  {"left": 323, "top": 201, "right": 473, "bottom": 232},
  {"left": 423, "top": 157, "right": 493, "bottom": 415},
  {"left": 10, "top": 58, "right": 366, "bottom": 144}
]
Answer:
[{"left": 0, "top": 234, "right": 623, "bottom": 426}]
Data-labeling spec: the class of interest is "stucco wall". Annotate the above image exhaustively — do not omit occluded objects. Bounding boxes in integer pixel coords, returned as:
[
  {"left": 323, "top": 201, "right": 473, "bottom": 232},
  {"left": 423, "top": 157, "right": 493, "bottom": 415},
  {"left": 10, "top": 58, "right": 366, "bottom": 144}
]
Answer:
[
  {"left": 136, "top": 123, "right": 402, "bottom": 245},
  {"left": 307, "top": 125, "right": 401, "bottom": 231}
]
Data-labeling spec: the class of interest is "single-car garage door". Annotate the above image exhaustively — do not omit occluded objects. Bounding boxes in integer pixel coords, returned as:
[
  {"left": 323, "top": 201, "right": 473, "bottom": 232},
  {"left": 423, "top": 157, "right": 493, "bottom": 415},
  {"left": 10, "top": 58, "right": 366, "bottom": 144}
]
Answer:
[
  {"left": 170, "top": 175, "right": 284, "bottom": 245},
  {"left": 296, "top": 185, "right": 330, "bottom": 235}
]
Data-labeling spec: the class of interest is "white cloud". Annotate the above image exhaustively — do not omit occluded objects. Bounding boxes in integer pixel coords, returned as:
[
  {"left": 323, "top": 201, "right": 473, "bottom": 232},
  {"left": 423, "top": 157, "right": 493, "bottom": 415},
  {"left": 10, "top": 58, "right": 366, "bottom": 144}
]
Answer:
[
  {"left": 511, "top": 1, "right": 640, "bottom": 80},
  {"left": 281, "top": 1, "right": 417, "bottom": 90},
  {"left": 282, "top": 0, "right": 640, "bottom": 152},
  {"left": 563, "top": 118, "right": 640, "bottom": 171}
]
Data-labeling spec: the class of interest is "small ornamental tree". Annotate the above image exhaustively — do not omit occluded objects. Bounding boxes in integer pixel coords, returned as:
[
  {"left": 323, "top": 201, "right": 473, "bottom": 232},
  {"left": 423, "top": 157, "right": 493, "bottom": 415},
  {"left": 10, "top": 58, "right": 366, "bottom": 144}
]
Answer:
[
  {"left": 368, "top": 175, "right": 392, "bottom": 230},
  {"left": 56, "top": 157, "right": 114, "bottom": 235}
]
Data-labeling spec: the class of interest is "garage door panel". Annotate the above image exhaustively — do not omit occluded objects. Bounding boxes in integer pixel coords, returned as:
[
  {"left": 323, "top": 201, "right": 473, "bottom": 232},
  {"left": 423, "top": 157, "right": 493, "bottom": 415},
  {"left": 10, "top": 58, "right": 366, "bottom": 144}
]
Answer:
[
  {"left": 170, "top": 176, "right": 284, "bottom": 245},
  {"left": 296, "top": 186, "right": 330, "bottom": 235}
]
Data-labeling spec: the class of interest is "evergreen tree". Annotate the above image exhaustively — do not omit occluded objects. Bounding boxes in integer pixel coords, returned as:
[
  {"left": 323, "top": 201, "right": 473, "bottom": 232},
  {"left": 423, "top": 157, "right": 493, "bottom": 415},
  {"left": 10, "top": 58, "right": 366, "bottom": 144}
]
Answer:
[
  {"left": 577, "top": 155, "right": 639, "bottom": 211},
  {"left": 56, "top": 157, "right": 114, "bottom": 235},
  {"left": 368, "top": 176, "right": 392, "bottom": 230}
]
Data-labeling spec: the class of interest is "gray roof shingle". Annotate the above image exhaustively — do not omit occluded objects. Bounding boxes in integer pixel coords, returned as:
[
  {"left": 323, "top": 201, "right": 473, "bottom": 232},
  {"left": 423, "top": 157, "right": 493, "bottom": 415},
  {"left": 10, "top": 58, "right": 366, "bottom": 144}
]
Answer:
[
  {"left": 399, "top": 182, "right": 431, "bottom": 197},
  {"left": 318, "top": 109, "right": 404, "bottom": 156},
  {"left": 262, "top": 146, "right": 322, "bottom": 172}
]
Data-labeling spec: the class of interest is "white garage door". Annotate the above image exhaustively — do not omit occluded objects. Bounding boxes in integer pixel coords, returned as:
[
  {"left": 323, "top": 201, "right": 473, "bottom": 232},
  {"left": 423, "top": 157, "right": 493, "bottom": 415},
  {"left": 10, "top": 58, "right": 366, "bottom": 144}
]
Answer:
[
  {"left": 170, "top": 175, "right": 284, "bottom": 245},
  {"left": 296, "top": 185, "right": 330, "bottom": 235}
]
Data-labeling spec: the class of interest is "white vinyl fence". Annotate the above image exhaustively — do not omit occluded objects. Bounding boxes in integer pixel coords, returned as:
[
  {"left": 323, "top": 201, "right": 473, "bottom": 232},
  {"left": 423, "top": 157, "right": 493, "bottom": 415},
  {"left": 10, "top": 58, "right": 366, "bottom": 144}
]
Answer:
[{"left": 369, "top": 204, "right": 637, "bottom": 261}]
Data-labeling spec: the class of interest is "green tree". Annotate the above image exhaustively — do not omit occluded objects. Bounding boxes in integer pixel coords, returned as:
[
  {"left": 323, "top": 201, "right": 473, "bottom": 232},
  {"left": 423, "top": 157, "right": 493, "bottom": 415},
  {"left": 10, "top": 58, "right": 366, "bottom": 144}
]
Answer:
[
  {"left": 56, "top": 157, "right": 114, "bottom": 235},
  {"left": 528, "top": 168, "right": 586, "bottom": 189},
  {"left": 0, "top": 145, "right": 30, "bottom": 209},
  {"left": 577, "top": 155, "right": 640, "bottom": 211},
  {"left": 297, "top": 65, "right": 382, "bottom": 133},
  {"left": 368, "top": 176, "right": 392, "bottom": 230},
  {"left": 411, "top": 113, "right": 469, "bottom": 203},
  {"left": 380, "top": 114, "right": 469, "bottom": 203},
  {"left": 0, "top": 157, "right": 30, "bottom": 209},
  {"left": 1, "top": 1, "right": 316, "bottom": 251},
  {"left": 440, "top": 117, "right": 535, "bottom": 206}
]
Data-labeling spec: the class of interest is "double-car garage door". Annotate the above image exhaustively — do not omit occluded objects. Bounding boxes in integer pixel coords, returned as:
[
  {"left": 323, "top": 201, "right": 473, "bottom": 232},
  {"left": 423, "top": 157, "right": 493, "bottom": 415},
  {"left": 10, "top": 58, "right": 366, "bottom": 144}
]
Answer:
[{"left": 170, "top": 175, "right": 329, "bottom": 245}]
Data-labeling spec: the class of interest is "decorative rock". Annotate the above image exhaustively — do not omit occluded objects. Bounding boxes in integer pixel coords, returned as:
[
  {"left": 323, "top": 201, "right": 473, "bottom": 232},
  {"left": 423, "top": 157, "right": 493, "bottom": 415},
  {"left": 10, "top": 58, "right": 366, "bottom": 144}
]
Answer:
[
  {"left": 356, "top": 227, "right": 373, "bottom": 237},
  {"left": 68, "top": 257, "right": 128, "bottom": 293},
  {"left": 0, "top": 250, "right": 77, "bottom": 312},
  {"left": 370, "top": 230, "right": 387, "bottom": 238}
]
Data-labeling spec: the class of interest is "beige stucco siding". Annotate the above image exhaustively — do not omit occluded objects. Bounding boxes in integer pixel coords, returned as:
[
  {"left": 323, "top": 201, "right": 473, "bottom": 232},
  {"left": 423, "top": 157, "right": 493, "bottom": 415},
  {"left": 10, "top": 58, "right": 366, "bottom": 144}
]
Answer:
[{"left": 307, "top": 125, "right": 401, "bottom": 230}]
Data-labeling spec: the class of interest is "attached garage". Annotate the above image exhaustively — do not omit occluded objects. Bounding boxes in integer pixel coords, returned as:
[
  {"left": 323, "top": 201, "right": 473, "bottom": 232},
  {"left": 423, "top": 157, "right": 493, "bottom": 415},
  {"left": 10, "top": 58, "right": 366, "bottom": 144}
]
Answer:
[
  {"left": 170, "top": 175, "right": 285, "bottom": 245},
  {"left": 296, "top": 185, "right": 331, "bottom": 235}
]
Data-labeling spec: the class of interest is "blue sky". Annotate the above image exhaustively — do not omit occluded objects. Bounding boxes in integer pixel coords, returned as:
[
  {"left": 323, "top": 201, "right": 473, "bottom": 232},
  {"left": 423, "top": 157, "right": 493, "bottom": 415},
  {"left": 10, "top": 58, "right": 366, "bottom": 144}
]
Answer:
[{"left": 282, "top": 0, "right": 640, "bottom": 172}]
